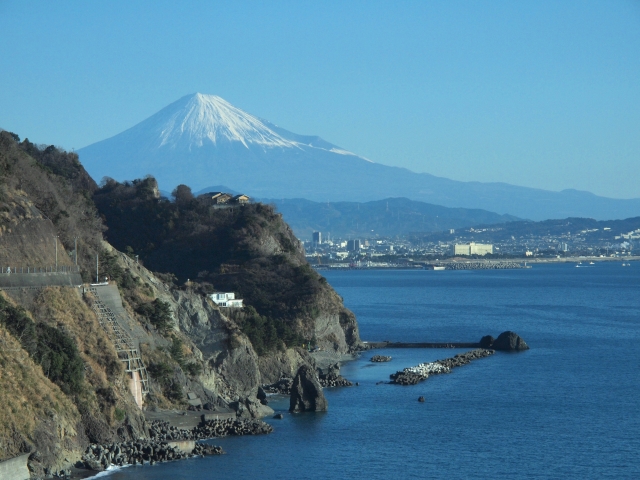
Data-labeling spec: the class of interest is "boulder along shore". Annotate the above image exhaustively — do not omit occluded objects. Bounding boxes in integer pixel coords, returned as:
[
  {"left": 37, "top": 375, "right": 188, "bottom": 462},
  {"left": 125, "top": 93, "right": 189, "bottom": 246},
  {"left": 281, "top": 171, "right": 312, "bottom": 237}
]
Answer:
[
  {"left": 261, "top": 362, "right": 353, "bottom": 396},
  {"left": 71, "top": 418, "right": 273, "bottom": 476}
]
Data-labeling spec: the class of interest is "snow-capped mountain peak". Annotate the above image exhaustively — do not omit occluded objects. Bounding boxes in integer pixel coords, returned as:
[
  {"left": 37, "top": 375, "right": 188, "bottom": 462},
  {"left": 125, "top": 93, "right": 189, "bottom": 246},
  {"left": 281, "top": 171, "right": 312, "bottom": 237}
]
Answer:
[{"left": 157, "top": 93, "right": 298, "bottom": 150}]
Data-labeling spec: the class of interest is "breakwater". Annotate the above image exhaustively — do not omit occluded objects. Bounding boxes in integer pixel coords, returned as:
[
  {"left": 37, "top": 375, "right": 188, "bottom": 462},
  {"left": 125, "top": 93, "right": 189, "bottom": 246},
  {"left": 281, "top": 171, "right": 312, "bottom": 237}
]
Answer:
[
  {"left": 390, "top": 349, "right": 495, "bottom": 385},
  {"left": 78, "top": 418, "right": 272, "bottom": 473},
  {"left": 149, "top": 418, "right": 273, "bottom": 441},
  {"left": 441, "top": 261, "right": 525, "bottom": 270},
  {"left": 367, "top": 341, "right": 480, "bottom": 349},
  {"left": 80, "top": 439, "right": 223, "bottom": 471}
]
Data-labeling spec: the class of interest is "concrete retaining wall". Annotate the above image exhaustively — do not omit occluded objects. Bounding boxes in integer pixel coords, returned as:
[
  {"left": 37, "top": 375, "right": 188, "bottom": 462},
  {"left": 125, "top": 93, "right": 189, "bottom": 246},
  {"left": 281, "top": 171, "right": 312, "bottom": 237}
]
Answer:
[
  {"left": 129, "top": 370, "right": 143, "bottom": 409},
  {"left": 0, "top": 453, "right": 30, "bottom": 480}
]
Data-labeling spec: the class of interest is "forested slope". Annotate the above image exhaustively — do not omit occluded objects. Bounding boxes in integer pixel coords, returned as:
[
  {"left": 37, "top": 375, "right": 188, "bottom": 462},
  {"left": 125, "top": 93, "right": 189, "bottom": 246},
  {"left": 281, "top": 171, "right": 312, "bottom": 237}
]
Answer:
[{"left": 93, "top": 178, "right": 361, "bottom": 354}]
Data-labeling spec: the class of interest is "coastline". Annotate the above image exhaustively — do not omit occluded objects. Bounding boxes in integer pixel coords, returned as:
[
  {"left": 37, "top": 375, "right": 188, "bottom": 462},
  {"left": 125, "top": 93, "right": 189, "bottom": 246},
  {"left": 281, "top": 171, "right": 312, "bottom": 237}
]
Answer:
[
  {"left": 313, "top": 255, "right": 639, "bottom": 271},
  {"left": 66, "top": 353, "right": 359, "bottom": 479},
  {"left": 310, "top": 350, "right": 360, "bottom": 371}
]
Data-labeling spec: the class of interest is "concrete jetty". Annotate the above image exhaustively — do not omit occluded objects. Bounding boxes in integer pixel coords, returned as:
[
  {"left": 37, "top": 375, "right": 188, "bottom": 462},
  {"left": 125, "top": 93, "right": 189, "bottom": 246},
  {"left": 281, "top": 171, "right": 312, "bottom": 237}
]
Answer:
[{"left": 366, "top": 341, "right": 480, "bottom": 349}]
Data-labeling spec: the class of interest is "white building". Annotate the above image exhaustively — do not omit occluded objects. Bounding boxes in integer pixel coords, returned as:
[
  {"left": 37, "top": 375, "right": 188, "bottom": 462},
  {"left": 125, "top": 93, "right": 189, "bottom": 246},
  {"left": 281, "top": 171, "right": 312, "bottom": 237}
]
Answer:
[
  {"left": 209, "top": 292, "right": 243, "bottom": 308},
  {"left": 451, "top": 242, "right": 493, "bottom": 256}
]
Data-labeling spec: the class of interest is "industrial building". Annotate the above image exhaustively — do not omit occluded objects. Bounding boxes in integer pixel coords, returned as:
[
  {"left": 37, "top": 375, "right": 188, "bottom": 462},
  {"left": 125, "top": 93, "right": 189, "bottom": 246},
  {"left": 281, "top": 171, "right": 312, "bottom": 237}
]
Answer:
[
  {"left": 347, "top": 239, "right": 361, "bottom": 251},
  {"left": 451, "top": 242, "right": 493, "bottom": 256}
]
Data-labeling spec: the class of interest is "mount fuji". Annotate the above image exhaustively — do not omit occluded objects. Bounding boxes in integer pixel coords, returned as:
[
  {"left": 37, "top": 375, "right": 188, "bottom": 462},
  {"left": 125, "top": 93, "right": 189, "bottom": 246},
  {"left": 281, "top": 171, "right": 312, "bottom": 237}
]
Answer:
[{"left": 78, "top": 93, "right": 640, "bottom": 220}]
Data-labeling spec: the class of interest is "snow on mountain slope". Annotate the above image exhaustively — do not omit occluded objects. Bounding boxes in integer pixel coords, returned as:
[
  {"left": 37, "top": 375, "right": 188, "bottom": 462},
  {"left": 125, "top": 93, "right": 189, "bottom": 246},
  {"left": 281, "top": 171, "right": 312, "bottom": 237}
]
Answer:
[
  {"left": 104, "top": 93, "right": 366, "bottom": 158},
  {"left": 157, "top": 94, "right": 298, "bottom": 149}
]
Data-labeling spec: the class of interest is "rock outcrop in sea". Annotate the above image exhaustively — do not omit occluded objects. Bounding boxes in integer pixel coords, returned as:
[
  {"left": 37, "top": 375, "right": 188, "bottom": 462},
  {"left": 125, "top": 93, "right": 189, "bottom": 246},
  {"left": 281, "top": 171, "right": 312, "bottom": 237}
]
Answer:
[
  {"left": 289, "top": 365, "right": 328, "bottom": 412},
  {"left": 480, "top": 331, "right": 529, "bottom": 351},
  {"left": 318, "top": 363, "right": 353, "bottom": 387},
  {"left": 371, "top": 355, "right": 392, "bottom": 362}
]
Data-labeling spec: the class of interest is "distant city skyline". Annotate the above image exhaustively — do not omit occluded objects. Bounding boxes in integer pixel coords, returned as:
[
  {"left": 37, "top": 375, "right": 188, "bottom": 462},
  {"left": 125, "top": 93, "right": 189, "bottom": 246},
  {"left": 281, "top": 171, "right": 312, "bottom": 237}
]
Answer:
[{"left": 1, "top": 1, "right": 639, "bottom": 199}]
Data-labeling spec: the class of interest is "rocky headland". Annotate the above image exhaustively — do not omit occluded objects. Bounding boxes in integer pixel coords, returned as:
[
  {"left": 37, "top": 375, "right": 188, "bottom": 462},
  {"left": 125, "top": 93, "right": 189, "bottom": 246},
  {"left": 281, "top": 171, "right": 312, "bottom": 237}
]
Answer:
[{"left": 0, "top": 133, "right": 363, "bottom": 477}]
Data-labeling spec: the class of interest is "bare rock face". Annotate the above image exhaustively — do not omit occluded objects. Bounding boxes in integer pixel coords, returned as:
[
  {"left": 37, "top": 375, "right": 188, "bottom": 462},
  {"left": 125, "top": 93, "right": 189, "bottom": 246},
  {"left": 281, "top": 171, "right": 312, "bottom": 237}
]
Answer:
[
  {"left": 289, "top": 365, "right": 328, "bottom": 412},
  {"left": 258, "top": 347, "right": 316, "bottom": 385},
  {"left": 479, "top": 335, "right": 495, "bottom": 349},
  {"left": 492, "top": 331, "right": 529, "bottom": 351},
  {"left": 212, "top": 332, "right": 262, "bottom": 400}
]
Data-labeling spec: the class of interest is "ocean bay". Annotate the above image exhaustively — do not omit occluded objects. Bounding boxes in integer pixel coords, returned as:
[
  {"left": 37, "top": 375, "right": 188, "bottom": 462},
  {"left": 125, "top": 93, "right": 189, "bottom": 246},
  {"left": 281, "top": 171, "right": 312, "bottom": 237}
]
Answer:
[{"left": 103, "top": 263, "right": 640, "bottom": 479}]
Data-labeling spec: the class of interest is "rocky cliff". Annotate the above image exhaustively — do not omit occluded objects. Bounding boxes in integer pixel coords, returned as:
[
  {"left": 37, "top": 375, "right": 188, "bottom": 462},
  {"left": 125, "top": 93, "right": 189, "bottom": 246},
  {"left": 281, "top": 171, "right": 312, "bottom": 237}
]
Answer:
[
  {"left": 93, "top": 177, "right": 362, "bottom": 356},
  {"left": 0, "top": 131, "right": 362, "bottom": 475}
]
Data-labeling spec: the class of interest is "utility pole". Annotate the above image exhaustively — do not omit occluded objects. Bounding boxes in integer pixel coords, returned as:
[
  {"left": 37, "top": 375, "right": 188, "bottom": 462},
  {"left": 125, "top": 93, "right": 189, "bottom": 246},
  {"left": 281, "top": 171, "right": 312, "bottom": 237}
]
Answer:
[
  {"left": 96, "top": 254, "right": 99, "bottom": 284},
  {"left": 54, "top": 235, "right": 58, "bottom": 271},
  {"left": 74, "top": 237, "right": 78, "bottom": 266}
]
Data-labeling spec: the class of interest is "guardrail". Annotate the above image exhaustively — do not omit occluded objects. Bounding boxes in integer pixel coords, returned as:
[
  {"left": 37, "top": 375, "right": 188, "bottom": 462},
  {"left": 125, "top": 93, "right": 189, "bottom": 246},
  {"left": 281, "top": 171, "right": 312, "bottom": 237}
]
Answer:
[{"left": 1, "top": 265, "right": 80, "bottom": 274}]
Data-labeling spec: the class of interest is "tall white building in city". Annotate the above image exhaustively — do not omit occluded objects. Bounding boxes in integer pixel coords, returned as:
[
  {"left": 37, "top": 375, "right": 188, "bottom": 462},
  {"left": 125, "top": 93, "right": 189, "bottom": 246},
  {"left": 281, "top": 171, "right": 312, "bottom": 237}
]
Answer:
[{"left": 451, "top": 242, "right": 493, "bottom": 256}]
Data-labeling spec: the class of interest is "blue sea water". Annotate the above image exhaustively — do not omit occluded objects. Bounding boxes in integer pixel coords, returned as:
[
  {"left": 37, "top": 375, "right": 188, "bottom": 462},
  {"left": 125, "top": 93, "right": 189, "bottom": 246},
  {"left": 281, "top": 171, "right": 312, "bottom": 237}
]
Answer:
[{"left": 104, "top": 263, "right": 640, "bottom": 479}]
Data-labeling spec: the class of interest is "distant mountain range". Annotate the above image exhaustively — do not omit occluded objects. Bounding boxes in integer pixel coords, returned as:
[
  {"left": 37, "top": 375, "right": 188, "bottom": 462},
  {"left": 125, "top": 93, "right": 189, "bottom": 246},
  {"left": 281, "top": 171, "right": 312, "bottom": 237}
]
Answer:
[
  {"left": 408, "top": 216, "right": 640, "bottom": 247},
  {"left": 78, "top": 93, "right": 640, "bottom": 221},
  {"left": 261, "top": 197, "right": 519, "bottom": 240}
]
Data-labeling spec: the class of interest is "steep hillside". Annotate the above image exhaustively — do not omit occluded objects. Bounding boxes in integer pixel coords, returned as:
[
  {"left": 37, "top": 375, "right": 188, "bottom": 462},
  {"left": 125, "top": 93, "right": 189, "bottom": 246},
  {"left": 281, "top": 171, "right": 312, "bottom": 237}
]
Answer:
[
  {"left": 0, "top": 131, "right": 103, "bottom": 281},
  {"left": 95, "top": 241, "right": 266, "bottom": 408},
  {"left": 0, "top": 288, "right": 146, "bottom": 475},
  {"left": 93, "top": 178, "right": 361, "bottom": 355},
  {"left": 0, "top": 128, "right": 363, "bottom": 475}
]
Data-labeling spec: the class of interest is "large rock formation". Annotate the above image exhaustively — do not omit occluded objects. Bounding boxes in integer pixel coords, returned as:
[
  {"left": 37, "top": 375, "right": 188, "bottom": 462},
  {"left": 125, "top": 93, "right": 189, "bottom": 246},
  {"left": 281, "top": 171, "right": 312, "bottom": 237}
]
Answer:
[
  {"left": 479, "top": 335, "right": 495, "bottom": 349},
  {"left": 492, "top": 331, "right": 529, "bottom": 351},
  {"left": 318, "top": 363, "right": 352, "bottom": 388},
  {"left": 257, "top": 347, "right": 316, "bottom": 385},
  {"left": 289, "top": 365, "right": 328, "bottom": 412}
]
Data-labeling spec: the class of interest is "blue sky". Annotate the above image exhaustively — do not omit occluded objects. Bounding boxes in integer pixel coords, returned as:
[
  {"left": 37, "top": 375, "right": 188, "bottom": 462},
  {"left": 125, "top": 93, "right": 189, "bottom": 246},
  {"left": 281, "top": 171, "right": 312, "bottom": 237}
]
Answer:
[{"left": 1, "top": 0, "right": 639, "bottom": 199}]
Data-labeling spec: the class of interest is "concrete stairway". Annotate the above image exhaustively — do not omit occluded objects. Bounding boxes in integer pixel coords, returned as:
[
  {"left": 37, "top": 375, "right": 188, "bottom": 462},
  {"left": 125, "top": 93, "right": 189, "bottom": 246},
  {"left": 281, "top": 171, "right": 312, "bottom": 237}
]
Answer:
[{"left": 87, "top": 285, "right": 149, "bottom": 407}]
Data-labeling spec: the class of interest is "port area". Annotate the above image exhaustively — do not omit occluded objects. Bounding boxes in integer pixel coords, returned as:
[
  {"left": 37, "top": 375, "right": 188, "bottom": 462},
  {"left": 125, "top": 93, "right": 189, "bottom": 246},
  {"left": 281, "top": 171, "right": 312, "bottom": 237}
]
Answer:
[
  {"left": 365, "top": 341, "right": 480, "bottom": 349},
  {"left": 313, "top": 255, "right": 640, "bottom": 271}
]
